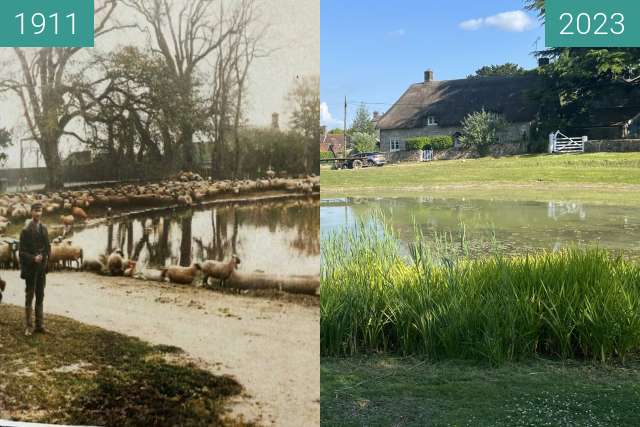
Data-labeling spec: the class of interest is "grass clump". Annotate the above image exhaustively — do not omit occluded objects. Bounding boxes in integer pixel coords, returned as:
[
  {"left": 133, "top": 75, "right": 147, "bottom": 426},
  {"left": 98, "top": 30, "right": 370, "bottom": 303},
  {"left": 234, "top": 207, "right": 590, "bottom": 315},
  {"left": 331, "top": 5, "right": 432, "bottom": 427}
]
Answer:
[{"left": 321, "top": 219, "right": 640, "bottom": 364}]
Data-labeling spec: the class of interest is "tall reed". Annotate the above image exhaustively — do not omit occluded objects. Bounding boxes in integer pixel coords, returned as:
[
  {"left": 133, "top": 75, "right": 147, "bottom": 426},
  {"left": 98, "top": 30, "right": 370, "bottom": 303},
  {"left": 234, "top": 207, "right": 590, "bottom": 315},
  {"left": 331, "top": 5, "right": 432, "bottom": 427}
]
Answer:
[{"left": 321, "top": 218, "right": 640, "bottom": 364}]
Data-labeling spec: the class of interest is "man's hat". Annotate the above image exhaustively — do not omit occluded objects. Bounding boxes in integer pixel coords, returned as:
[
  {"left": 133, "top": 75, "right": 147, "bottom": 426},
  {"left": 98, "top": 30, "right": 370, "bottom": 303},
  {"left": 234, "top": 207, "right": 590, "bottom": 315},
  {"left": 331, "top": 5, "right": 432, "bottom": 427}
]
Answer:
[{"left": 30, "top": 202, "right": 43, "bottom": 211}]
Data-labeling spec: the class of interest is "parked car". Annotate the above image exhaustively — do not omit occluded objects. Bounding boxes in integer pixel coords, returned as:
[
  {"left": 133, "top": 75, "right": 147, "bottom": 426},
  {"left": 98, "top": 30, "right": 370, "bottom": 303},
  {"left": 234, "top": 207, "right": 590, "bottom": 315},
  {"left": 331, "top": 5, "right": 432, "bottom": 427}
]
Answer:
[{"left": 346, "top": 152, "right": 386, "bottom": 169}]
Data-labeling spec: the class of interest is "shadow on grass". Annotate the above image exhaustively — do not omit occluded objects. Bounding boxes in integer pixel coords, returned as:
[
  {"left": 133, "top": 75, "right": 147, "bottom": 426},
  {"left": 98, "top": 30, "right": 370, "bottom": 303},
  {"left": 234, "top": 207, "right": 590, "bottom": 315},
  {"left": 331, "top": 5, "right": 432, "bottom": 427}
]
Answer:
[{"left": 0, "top": 304, "right": 252, "bottom": 427}]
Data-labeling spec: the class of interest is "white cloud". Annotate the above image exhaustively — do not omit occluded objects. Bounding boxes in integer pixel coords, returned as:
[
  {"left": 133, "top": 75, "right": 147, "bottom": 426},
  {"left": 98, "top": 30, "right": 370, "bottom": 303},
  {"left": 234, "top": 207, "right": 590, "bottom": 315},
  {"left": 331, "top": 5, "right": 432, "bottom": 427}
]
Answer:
[
  {"left": 387, "top": 28, "right": 406, "bottom": 37},
  {"left": 459, "top": 10, "right": 536, "bottom": 32},
  {"left": 320, "top": 102, "right": 341, "bottom": 127},
  {"left": 459, "top": 19, "right": 484, "bottom": 31}
]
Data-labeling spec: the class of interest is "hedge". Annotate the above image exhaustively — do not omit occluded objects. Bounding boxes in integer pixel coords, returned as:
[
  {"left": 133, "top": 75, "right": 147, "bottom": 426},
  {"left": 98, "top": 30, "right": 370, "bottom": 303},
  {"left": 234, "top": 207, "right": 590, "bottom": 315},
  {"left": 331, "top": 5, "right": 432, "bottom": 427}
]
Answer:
[
  {"left": 405, "top": 135, "right": 453, "bottom": 151},
  {"left": 321, "top": 151, "right": 336, "bottom": 160}
]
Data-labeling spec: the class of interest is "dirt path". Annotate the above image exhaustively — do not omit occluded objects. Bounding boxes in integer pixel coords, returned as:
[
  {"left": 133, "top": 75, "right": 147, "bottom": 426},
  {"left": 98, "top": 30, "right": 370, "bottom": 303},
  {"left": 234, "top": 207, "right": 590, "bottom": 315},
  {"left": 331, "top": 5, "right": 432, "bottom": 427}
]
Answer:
[{"left": 1, "top": 271, "right": 319, "bottom": 426}]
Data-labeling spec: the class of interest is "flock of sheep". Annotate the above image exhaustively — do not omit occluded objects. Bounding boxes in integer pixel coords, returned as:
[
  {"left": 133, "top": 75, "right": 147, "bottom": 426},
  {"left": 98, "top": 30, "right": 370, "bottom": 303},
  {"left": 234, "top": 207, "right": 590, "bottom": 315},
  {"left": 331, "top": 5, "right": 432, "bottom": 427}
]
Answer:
[
  {"left": 0, "top": 170, "right": 319, "bottom": 289},
  {"left": 0, "top": 171, "right": 319, "bottom": 234}
]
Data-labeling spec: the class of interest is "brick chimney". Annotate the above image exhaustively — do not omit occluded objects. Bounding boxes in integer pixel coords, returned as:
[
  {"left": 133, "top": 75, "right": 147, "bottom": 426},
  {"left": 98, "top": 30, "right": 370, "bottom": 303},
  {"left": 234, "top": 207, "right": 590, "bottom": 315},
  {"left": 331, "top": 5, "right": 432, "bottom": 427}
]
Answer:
[
  {"left": 424, "top": 69, "right": 434, "bottom": 83},
  {"left": 372, "top": 111, "right": 380, "bottom": 121},
  {"left": 271, "top": 112, "right": 280, "bottom": 129}
]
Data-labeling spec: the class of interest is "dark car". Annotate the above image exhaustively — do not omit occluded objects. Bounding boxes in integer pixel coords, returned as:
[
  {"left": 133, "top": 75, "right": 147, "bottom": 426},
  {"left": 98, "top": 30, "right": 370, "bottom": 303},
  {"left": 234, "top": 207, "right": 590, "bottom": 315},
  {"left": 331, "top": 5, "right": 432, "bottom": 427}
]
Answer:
[{"left": 348, "top": 152, "right": 386, "bottom": 168}]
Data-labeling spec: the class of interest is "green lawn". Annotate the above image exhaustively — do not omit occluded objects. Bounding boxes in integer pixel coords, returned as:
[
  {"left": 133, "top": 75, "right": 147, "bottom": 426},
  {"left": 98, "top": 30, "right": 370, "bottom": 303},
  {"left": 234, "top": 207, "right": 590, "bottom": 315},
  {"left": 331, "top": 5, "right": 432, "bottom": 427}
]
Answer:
[
  {"left": 322, "top": 356, "right": 640, "bottom": 426},
  {"left": 321, "top": 153, "right": 640, "bottom": 204}
]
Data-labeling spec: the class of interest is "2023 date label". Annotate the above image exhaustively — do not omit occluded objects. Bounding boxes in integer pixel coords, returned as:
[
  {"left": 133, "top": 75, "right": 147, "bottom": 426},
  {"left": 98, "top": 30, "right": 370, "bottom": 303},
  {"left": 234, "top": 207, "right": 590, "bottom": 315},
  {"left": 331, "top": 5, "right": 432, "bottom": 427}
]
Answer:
[
  {"left": 547, "top": 0, "right": 640, "bottom": 47},
  {"left": 0, "top": 0, "right": 93, "bottom": 47}
]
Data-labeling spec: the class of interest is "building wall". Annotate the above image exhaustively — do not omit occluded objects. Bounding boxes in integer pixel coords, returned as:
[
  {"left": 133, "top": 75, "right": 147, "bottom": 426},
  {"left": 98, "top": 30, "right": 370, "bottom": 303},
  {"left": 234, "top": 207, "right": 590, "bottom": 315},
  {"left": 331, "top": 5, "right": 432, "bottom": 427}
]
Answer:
[{"left": 380, "top": 122, "right": 530, "bottom": 152}]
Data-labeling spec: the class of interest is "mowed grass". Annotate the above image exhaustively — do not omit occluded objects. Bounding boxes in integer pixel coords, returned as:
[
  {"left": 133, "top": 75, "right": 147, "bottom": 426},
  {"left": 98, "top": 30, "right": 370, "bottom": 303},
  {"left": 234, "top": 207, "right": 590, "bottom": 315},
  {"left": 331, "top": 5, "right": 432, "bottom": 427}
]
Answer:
[
  {"left": 321, "top": 356, "right": 640, "bottom": 427},
  {"left": 321, "top": 153, "right": 640, "bottom": 204},
  {"left": 0, "top": 304, "right": 250, "bottom": 427},
  {"left": 321, "top": 222, "right": 640, "bottom": 364}
]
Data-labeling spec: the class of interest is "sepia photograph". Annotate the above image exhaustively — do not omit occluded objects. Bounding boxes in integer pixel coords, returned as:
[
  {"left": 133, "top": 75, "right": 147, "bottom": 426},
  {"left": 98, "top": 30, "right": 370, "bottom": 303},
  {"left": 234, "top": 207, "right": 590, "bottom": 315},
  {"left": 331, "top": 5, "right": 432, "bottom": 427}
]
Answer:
[{"left": 0, "top": 1, "right": 319, "bottom": 426}]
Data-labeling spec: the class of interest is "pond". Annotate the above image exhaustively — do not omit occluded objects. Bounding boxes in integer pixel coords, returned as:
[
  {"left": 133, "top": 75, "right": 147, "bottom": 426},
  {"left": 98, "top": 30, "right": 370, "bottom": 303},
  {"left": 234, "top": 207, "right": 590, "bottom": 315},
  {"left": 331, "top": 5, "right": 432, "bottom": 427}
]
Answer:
[
  {"left": 66, "top": 198, "right": 319, "bottom": 276},
  {"left": 321, "top": 197, "right": 640, "bottom": 257}
]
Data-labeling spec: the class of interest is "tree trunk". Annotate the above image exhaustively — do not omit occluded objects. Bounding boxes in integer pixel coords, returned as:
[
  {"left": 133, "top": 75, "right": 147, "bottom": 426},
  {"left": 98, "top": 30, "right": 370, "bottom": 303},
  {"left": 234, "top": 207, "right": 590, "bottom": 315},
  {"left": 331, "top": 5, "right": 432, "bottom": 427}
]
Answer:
[
  {"left": 181, "top": 122, "right": 194, "bottom": 171},
  {"left": 41, "top": 140, "right": 64, "bottom": 190}
]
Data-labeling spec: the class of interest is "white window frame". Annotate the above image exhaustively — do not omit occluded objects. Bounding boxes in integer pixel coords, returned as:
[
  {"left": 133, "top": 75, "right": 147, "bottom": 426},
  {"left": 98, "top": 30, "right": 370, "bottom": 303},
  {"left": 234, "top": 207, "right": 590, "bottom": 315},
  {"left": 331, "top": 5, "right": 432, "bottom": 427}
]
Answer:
[
  {"left": 390, "top": 138, "right": 401, "bottom": 152},
  {"left": 425, "top": 116, "right": 437, "bottom": 126}
]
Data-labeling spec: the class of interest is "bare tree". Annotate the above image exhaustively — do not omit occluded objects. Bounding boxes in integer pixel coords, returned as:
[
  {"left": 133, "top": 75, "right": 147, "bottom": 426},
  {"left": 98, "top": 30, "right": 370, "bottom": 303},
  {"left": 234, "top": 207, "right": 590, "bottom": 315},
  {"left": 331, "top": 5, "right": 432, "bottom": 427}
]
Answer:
[
  {"left": 0, "top": 1, "right": 126, "bottom": 190},
  {"left": 124, "top": 0, "right": 255, "bottom": 171},
  {"left": 210, "top": 0, "right": 268, "bottom": 178}
]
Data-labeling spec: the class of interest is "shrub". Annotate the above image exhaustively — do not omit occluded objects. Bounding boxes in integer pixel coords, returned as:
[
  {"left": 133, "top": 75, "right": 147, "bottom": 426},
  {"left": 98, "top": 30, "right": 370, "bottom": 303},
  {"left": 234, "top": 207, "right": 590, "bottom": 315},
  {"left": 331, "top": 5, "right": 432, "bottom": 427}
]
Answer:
[
  {"left": 321, "top": 151, "right": 335, "bottom": 160},
  {"left": 405, "top": 135, "right": 453, "bottom": 151},
  {"left": 460, "top": 108, "right": 508, "bottom": 155},
  {"left": 213, "top": 127, "right": 318, "bottom": 178}
]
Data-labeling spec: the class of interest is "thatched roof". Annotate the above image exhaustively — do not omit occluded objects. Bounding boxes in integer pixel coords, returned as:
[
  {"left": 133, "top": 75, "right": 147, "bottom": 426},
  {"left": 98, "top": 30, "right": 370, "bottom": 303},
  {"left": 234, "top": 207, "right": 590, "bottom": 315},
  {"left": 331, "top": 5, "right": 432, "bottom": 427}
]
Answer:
[{"left": 376, "top": 75, "right": 542, "bottom": 130}]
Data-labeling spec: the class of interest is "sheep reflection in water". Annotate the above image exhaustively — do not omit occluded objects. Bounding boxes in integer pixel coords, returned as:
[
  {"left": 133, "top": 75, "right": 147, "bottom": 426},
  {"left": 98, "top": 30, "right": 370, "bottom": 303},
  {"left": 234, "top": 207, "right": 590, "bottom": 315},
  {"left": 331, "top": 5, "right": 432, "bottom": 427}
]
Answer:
[{"left": 66, "top": 200, "right": 319, "bottom": 277}]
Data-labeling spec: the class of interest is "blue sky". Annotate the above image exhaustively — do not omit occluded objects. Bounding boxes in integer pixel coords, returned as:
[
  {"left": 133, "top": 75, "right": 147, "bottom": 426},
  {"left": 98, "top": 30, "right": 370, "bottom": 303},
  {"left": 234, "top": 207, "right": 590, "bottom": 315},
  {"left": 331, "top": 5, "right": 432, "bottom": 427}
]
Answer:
[{"left": 321, "top": 0, "right": 545, "bottom": 128}]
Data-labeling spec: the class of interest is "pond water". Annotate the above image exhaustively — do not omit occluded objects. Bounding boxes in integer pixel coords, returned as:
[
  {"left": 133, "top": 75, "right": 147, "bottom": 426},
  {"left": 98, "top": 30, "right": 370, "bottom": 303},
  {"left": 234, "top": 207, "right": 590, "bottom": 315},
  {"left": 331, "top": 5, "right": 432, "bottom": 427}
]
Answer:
[
  {"left": 66, "top": 199, "right": 319, "bottom": 276},
  {"left": 321, "top": 197, "right": 640, "bottom": 257}
]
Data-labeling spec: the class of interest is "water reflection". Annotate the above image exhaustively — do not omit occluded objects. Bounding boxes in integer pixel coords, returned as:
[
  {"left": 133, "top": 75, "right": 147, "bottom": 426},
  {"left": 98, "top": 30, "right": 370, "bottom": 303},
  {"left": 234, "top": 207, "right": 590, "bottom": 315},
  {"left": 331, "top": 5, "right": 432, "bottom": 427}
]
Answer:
[
  {"left": 69, "top": 199, "right": 319, "bottom": 276},
  {"left": 321, "top": 197, "right": 640, "bottom": 257}
]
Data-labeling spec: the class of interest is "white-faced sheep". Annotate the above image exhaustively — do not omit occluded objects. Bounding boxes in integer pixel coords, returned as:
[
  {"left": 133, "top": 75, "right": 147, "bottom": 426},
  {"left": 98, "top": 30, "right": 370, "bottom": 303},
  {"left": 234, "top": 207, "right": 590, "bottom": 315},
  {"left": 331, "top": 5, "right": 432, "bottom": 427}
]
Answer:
[
  {"left": 162, "top": 263, "right": 202, "bottom": 285},
  {"left": 49, "top": 241, "right": 83, "bottom": 270},
  {"left": 201, "top": 255, "right": 240, "bottom": 286}
]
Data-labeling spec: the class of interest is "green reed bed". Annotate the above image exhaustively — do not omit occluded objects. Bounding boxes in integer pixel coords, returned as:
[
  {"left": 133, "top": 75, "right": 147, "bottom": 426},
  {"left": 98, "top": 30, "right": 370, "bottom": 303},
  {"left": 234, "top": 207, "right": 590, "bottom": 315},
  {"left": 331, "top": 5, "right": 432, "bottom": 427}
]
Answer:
[{"left": 321, "top": 220, "right": 640, "bottom": 364}]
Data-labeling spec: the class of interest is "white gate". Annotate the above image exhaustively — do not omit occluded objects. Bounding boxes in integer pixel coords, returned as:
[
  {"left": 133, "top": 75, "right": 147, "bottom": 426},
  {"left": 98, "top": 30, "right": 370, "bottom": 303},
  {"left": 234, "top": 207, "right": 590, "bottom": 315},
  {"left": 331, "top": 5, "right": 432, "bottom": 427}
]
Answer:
[{"left": 548, "top": 131, "right": 587, "bottom": 154}]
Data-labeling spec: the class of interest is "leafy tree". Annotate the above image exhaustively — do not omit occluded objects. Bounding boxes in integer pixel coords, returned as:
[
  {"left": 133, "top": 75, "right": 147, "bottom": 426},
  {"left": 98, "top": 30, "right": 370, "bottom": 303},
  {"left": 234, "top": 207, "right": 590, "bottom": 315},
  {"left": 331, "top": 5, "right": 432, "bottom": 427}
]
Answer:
[
  {"left": 0, "top": 126, "right": 11, "bottom": 166},
  {"left": 468, "top": 63, "right": 527, "bottom": 78},
  {"left": 525, "top": 0, "right": 545, "bottom": 19},
  {"left": 351, "top": 132, "right": 377, "bottom": 153},
  {"left": 328, "top": 128, "right": 344, "bottom": 134},
  {"left": 460, "top": 109, "right": 507, "bottom": 155},
  {"left": 350, "top": 103, "right": 376, "bottom": 135}
]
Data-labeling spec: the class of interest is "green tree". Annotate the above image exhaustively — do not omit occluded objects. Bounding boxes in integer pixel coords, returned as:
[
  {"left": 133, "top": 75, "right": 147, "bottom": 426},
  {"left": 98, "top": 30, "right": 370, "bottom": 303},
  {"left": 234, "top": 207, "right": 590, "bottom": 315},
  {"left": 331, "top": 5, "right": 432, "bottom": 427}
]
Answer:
[
  {"left": 351, "top": 132, "right": 377, "bottom": 153},
  {"left": 328, "top": 128, "right": 344, "bottom": 134},
  {"left": 350, "top": 103, "right": 376, "bottom": 135},
  {"left": 460, "top": 109, "right": 507, "bottom": 155},
  {"left": 468, "top": 63, "right": 527, "bottom": 78}
]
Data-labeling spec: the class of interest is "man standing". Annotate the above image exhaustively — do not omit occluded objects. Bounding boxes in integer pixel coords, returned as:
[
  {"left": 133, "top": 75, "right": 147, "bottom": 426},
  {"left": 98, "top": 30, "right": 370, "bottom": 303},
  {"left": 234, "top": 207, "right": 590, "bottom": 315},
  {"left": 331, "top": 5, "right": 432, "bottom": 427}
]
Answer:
[{"left": 19, "top": 203, "right": 51, "bottom": 336}]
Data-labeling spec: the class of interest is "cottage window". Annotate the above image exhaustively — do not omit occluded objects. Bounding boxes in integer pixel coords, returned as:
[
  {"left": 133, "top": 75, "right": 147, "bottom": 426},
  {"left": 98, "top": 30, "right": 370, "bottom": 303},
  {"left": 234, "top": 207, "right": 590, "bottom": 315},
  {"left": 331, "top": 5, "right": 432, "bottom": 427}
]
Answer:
[
  {"left": 424, "top": 116, "right": 437, "bottom": 126},
  {"left": 390, "top": 138, "right": 401, "bottom": 152}
]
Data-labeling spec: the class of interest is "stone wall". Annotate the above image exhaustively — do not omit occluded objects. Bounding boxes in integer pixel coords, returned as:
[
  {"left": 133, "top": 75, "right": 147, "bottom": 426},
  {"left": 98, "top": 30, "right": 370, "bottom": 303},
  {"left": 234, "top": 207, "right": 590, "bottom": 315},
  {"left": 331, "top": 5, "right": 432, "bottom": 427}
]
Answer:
[
  {"left": 384, "top": 142, "right": 527, "bottom": 164},
  {"left": 584, "top": 139, "right": 640, "bottom": 153}
]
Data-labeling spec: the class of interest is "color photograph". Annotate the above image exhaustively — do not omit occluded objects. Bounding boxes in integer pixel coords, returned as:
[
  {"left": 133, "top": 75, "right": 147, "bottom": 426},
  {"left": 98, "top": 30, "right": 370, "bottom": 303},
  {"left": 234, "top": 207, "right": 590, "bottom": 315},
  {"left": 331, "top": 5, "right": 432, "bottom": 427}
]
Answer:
[{"left": 321, "top": 0, "right": 640, "bottom": 425}]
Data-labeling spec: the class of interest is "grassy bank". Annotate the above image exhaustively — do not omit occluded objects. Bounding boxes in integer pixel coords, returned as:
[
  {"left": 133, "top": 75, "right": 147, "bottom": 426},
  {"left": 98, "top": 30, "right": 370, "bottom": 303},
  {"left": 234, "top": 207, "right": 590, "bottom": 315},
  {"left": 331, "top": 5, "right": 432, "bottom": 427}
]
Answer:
[
  {"left": 0, "top": 304, "right": 249, "bottom": 427},
  {"left": 321, "top": 153, "right": 640, "bottom": 204},
  {"left": 321, "top": 356, "right": 640, "bottom": 426},
  {"left": 321, "top": 222, "right": 640, "bottom": 364}
]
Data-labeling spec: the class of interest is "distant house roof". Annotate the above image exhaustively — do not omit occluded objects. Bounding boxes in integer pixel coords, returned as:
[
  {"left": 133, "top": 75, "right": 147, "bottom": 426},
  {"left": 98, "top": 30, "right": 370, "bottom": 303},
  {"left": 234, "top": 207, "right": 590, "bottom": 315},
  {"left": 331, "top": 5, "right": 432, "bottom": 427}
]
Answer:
[
  {"left": 321, "top": 133, "right": 345, "bottom": 146},
  {"left": 376, "top": 75, "right": 542, "bottom": 130}
]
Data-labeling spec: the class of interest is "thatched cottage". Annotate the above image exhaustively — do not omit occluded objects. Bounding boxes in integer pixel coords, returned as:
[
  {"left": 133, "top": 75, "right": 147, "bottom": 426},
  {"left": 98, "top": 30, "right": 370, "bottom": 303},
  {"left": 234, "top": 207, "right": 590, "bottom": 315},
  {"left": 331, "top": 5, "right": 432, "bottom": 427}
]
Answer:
[{"left": 376, "top": 69, "right": 541, "bottom": 152}]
